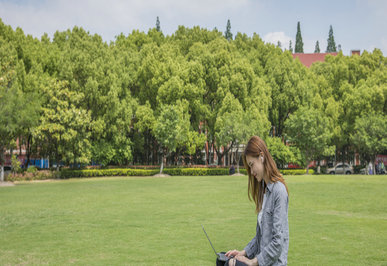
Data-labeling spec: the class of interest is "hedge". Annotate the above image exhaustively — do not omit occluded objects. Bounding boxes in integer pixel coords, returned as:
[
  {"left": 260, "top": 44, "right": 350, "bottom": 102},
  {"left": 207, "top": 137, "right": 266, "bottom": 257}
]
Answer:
[
  {"left": 5, "top": 167, "right": 314, "bottom": 181},
  {"left": 6, "top": 170, "right": 59, "bottom": 181},
  {"left": 59, "top": 169, "right": 160, "bottom": 178},
  {"left": 59, "top": 168, "right": 313, "bottom": 178},
  {"left": 280, "top": 169, "right": 314, "bottom": 175}
]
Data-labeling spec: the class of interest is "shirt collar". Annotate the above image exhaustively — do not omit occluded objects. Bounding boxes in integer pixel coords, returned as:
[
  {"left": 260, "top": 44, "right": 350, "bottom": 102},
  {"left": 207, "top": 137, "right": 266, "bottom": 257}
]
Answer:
[{"left": 266, "top": 182, "right": 274, "bottom": 192}]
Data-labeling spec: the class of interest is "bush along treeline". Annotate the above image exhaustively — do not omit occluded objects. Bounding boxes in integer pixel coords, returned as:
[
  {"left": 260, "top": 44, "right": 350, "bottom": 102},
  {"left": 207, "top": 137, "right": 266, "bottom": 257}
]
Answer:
[
  {"left": 5, "top": 167, "right": 313, "bottom": 181},
  {"left": 0, "top": 18, "right": 386, "bottom": 179}
]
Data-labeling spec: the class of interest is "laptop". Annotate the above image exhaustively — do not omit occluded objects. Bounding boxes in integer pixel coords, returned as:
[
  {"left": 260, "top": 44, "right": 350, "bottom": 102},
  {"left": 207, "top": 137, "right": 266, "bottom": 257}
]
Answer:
[{"left": 202, "top": 225, "right": 231, "bottom": 262}]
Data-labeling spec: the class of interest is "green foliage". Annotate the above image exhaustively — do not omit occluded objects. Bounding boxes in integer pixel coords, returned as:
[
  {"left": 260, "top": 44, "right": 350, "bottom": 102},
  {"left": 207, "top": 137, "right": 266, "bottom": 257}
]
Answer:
[
  {"left": 153, "top": 101, "right": 190, "bottom": 153},
  {"left": 285, "top": 106, "right": 335, "bottom": 171},
  {"left": 156, "top": 16, "right": 161, "bottom": 32},
  {"left": 314, "top": 41, "right": 320, "bottom": 53},
  {"left": 295, "top": 22, "right": 304, "bottom": 53},
  {"left": 6, "top": 169, "right": 57, "bottom": 181},
  {"left": 351, "top": 112, "right": 387, "bottom": 162},
  {"left": 0, "top": 19, "right": 386, "bottom": 171},
  {"left": 225, "top": 19, "right": 233, "bottom": 41},
  {"left": 59, "top": 168, "right": 160, "bottom": 178},
  {"left": 0, "top": 36, "right": 40, "bottom": 169},
  {"left": 289, "top": 40, "right": 293, "bottom": 53},
  {"left": 266, "top": 137, "right": 298, "bottom": 168},
  {"left": 26, "top": 166, "right": 38, "bottom": 173},
  {"left": 11, "top": 155, "right": 22, "bottom": 174},
  {"left": 326, "top": 25, "right": 337, "bottom": 52},
  {"left": 163, "top": 168, "right": 230, "bottom": 176},
  {"left": 34, "top": 80, "right": 92, "bottom": 165},
  {"left": 280, "top": 169, "right": 314, "bottom": 175},
  {"left": 57, "top": 167, "right": 314, "bottom": 178}
]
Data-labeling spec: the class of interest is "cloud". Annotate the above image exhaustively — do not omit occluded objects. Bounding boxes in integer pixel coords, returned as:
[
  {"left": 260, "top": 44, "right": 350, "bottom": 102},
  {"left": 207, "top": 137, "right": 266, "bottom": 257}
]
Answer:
[
  {"left": 380, "top": 39, "right": 387, "bottom": 56},
  {"left": 0, "top": 0, "right": 252, "bottom": 41},
  {"left": 263, "top": 32, "right": 293, "bottom": 49}
]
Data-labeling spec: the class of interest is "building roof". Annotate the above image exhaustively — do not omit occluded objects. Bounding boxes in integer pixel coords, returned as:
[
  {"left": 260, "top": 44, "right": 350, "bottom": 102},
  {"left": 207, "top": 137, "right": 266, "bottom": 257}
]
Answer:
[{"left": 292, "top": 52, "right": 338, "bottom": 67}]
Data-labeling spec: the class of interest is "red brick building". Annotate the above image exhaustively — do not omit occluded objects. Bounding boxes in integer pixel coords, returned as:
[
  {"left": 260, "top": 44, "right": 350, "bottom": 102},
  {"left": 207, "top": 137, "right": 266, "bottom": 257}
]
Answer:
[{"left": 292, "top": 52, "right": 338, "bottom": 67}]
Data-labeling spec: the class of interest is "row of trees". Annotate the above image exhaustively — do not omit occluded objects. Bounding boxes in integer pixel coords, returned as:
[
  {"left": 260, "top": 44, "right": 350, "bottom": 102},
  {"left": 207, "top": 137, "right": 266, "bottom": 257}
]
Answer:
[
  {"left": 1, "top": 18, "right": 386, "bottom": 178},
  {"left": 293, "top": 21, "right": 339, "bottom": 53}
]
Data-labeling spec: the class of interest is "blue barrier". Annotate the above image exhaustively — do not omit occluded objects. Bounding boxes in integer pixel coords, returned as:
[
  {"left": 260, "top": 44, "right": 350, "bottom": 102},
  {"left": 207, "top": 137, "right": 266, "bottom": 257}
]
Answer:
[{"left": 29, "top": 159, "right": 49, "bottom": 169}]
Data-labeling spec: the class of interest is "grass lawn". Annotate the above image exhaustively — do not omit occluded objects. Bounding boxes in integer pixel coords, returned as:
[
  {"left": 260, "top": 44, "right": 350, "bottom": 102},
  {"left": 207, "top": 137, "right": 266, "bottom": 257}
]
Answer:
[{"left": 0, "top": 174, "right": 386, "bottom": 265}]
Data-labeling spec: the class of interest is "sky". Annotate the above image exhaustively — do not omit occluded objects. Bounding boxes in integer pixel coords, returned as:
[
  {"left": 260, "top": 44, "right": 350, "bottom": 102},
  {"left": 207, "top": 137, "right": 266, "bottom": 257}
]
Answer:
[{"left": 0, "top": 0, "right": 386, "bottom": 55}]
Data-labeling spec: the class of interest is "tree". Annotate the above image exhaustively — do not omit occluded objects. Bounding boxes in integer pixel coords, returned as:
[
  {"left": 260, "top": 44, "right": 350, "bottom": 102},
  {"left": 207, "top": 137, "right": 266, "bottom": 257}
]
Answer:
[
  {"left": 34, "top": 80, "right": 92, "bottom": 170},
  {"left": 277, "top": 41, "right": 282, "bottom": 48},
  {"left": 326, "top": 25, "right": 337, "bottom": 52},
  {"left": 214, "top": 93, "right": 243, "bottom": 167},
  {"left": 285, "top": 106, "right": 335, "bottom": 174},
  {"left": 156, "top": 16, "right": 161, "bottom": 32},
  {"left": 266, "top": 137, "right": 300, "bottom": 169},
  {"left": 295, "top": 22, "right": 304, "bottom": 53},
  {"left": 225, "top": 19, "right": 233, "bottom": 41},
  {"left": 314, "top": 41, "right": 320, "bottom": 53},
  {"left": 153, "top": 102, "right": 190, "bottom": 174},
  {"left": 266, "top": 52, "right": 307, "bottom": 137},
  {"left": 289, "top": 40, "right": 293, "bottom": 53},
  {"left": 215, "top": 93, "right": 270, "bottom": 172},
  {"left": 351, "top": 113, "right": 387, "bottom": 174},
  {"left": 0, "top": 37, "right": 40, "bottom": 181}
]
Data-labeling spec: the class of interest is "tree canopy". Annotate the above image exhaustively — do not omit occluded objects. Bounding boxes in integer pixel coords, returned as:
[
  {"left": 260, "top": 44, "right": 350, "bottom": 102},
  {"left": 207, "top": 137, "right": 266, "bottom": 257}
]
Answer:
[{"left": 0, "top": 18, "right": 386, "bottom": 172}]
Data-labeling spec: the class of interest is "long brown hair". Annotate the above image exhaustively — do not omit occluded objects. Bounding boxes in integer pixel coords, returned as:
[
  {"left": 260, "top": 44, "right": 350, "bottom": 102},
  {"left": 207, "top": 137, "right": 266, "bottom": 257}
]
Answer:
[{"left": 242, "top": 136, "right": 289, "bottom": 213}]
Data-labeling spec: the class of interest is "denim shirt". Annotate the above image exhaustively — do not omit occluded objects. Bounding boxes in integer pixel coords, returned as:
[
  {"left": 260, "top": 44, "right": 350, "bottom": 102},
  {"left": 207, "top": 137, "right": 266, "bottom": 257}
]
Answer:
[{"left": 244, "top": 181, "right": 289, "bottom": 266}]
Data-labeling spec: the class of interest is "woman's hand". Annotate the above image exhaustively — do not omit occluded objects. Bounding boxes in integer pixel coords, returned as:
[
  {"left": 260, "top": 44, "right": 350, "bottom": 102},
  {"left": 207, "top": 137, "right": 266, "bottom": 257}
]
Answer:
[
  {"left": 235, "top": 255, "right": 258, "bottom": 266},
  {"left": 225, "top": 249, "right": 246, "bottom": 258}
]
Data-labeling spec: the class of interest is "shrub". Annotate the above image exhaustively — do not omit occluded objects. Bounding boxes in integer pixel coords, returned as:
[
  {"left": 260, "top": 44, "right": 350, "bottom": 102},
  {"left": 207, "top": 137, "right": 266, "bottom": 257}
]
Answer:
[
  {"left": 5, "top": 170, "right": 57, "bottom": 181},
  {"left": 280, "top": 169, "right": 314, "bottom": 175},
  {"left": 163, "top": 168, "right": 229, "bottom": 176},
  {"left": 27, "top": 166, "right": 38, "bottom": 173},
  {"left": 11, "top": 155, "right": 22, "bottom": 174},
  {"left": 8, "top": 167, "right": 314, "bottom": 180},
  {"left": 59, "top": 168, "right": 159, "bottom": 179}
]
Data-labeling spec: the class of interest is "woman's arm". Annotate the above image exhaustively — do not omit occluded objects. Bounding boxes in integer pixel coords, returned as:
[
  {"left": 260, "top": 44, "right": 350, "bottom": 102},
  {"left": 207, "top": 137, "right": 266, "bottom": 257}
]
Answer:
[
  {"left": 256, "top": 185, "right": 288, "bottom": 266},
  {"left": 244, "top": 234, "right": 258, "bottom": 258}
]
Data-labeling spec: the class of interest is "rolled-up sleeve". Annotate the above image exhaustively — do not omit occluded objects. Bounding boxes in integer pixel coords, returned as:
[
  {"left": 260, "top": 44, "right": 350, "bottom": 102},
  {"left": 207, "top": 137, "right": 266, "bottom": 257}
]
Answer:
[
  {"left": 257, "top": 186, "right": 288, "bottom": 266},
  {"left": 244, "top": 234, "right": 258, "bottom": 258}
]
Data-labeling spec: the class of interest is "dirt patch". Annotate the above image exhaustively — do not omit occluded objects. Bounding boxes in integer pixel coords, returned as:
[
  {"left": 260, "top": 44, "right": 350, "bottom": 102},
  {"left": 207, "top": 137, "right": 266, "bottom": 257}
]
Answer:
[
  {"left": 152, "top": 174, "right": 171, "bottom": 178},
  {"left": 0, "top": 181, "right": 15, "bottom": 187},
  {"left": 231, "top": 173, "right": 246, "bottom": 176},
  {"left": 13, "top": 179, "right": 62, "bottom": 184}
]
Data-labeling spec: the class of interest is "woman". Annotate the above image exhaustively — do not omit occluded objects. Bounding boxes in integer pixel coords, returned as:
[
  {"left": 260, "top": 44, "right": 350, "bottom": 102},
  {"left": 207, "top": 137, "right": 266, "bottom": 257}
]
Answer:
[{"left": 221, "top": 136, "right": 289, "bottom": 266}]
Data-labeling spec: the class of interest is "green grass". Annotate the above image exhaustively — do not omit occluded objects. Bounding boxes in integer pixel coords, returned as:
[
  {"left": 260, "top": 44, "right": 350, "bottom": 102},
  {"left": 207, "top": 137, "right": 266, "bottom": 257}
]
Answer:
[{"left": 0, "top": 175, "right": 386, "bottom": 265}]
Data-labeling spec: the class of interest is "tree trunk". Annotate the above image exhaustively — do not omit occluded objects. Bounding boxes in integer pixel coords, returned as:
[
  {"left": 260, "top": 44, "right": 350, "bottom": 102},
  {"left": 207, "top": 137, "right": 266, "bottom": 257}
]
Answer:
[
  {"left": 0, "top": 164, "right": 4, "bottom": 182},
  {"left": 0, "top": 149, "right": 4, "bottom": 182},
  {"left": 306, "top": 161, "right": 310, "bottom": 174},
  {"left": 372, "top": 155, "right": 376, "bottom": 175},
  {"left": 317, "top": 159, "right": 321, "bottom": 174},
  {"left": 25, "top": 134, "right": 32, "bottom": 168},
  {"left": 236, "top": 145, "right": 240, "bottom": 174},
  {"left": 159, "top": 153, "right": 165, "bottom": 174},
  {"left": 214, "top": 142, "right": 234, "bottom": 166},
  {"left": 56, "top": 144, "right": 60, "bottom": 172}
]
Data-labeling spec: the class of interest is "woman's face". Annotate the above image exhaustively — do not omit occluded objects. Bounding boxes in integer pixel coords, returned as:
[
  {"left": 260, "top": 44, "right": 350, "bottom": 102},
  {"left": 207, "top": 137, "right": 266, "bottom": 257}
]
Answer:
[{"left": 246, "top": 154, "right": 264, "bottom": 182}]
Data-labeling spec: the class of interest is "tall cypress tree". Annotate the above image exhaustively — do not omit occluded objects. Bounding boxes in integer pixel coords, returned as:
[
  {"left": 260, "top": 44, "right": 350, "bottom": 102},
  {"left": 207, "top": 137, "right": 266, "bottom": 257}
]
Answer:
[
  {"left": 295, "top": 21, "right": 304, "bottom": 53},
  {"left": 225, "top": 19, "right": 233, "bottom": 41},
  {"left": 326, "top": 25, "right": 337, "bottom": 52},
  {"left": 314, "top": 41, "right": 320, "bottom": 53},
  {"left": 156, "top": 16, "right": 161, "bottom": 32}
]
